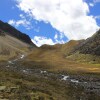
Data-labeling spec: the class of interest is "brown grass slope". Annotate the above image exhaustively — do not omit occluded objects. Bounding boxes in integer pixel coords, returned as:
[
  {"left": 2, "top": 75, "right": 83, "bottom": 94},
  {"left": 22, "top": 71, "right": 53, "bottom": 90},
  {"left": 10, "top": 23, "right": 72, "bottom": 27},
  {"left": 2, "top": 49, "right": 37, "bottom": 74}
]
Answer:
[
  {"left": 0, "top": 30, "right": 34, "bottom": 61},
  {"left": 67, "top": 30, "right": 100, "bottom": 64},
  {"left": 0, "top": 20, "right": 36, "bottom": 61},
  {"left": 24, "top": 37, "right": 100, "bottom": 73}
]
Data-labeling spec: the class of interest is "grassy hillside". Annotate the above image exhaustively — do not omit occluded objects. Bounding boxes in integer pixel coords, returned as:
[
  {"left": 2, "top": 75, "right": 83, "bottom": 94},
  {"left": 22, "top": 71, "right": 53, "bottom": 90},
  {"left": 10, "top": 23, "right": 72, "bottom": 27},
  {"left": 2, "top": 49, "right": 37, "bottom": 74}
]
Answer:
[
  {"left": 66, "top": 30, "right": 100, "bottom": 64},
  {"left": 0, "top": 20, "right": 37, "bottom": 61},
  {"left": 24, "top": 40, "right": 100, "bottom": 74},
  {"left": 24, "top": 30, "right": 100, "bottom": 73},
  {"left": 0, "top": 21, "right": 100, "bottom": 100},
  {"left": 0, "top": 31, "right": 33, "bottom": 61}
]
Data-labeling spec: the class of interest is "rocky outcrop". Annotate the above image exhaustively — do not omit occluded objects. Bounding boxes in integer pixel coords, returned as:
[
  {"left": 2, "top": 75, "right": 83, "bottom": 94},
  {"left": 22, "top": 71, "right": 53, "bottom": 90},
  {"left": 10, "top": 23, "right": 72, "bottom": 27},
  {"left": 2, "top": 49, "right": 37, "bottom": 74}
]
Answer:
[{"left": 77, "top": 29, "right": 100, "bottom": 56}]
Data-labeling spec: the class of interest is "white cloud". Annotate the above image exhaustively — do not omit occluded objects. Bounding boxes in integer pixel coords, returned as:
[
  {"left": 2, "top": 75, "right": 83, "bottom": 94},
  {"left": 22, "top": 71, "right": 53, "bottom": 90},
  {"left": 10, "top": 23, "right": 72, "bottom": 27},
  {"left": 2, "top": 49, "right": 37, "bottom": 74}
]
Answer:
[
  {"left": 32, "top": 35, "right": 65, "bottom": 47},
  {"left": 54, "top": 33, "right": 65, "bottom": 43},
  {"left": 8, "top": 19, "right": 32, "bottom": 29},
  {"left": 89, "top": 3, "right": 94, "bottom": 7},
  {"left": 31, "top": 36, "right": 55, "bottom": 47},
  {"left": 19, "top": 14, "right": 25, "bottom": 19},
  {"left": 8, "top": 20, "right": 15, "bottom": 25},
  {"left": 54, "top": 33, "right": 58, "bottom": 40},
  {"left": 95, "top": 16, "right": 100, "bottom": 19},
  {"left": 16, "top": 0, "right": 99, "bottom": 40},
  {"left": 54, "top": 33, "right": 59, "bottom": 42},
  {"left": 8, "top": 14, "right": 33, "bottom": 30},
  {"left": 88, "top": 0, "right": 100, "bottom": 7}
]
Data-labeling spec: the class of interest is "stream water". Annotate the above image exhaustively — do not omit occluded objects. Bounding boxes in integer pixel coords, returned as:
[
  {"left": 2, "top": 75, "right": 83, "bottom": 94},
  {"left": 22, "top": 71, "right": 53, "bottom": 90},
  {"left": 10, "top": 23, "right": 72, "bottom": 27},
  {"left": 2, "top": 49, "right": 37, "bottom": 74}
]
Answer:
[{"left": 5, "top": 55, "right": 100, "bottom": 98}]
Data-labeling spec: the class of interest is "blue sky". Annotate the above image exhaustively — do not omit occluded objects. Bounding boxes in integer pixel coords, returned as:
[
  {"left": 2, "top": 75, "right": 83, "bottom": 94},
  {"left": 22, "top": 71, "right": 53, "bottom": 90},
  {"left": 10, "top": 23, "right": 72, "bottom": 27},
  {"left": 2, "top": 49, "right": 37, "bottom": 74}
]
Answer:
[{"left": 0, "top": 0, "right": 100, "bottom": 46}]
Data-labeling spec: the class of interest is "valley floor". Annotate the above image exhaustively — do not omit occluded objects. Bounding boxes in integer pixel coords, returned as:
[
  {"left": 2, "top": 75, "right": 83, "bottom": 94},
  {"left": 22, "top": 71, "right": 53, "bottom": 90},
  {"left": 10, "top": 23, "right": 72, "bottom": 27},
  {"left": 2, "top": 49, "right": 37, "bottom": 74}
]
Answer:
[{"left": 0, "top": 57, "right": 100, "bottom": 100}]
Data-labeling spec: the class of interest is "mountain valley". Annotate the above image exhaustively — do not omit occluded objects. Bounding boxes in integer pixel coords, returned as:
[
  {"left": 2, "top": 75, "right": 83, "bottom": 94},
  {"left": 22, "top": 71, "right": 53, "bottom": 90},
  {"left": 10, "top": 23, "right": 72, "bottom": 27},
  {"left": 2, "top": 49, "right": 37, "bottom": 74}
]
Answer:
[{"left": 0, "top": 20, "right": 100, "bottom": 100}]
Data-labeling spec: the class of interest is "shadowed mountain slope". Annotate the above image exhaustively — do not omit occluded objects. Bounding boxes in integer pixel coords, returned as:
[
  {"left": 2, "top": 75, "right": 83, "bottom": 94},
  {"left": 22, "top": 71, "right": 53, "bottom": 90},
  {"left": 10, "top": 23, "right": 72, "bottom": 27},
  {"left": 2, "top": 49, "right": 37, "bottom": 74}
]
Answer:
[
  {"left": 0, "top": 20, "right": 36, "bottom": 61},
  {"left": 0, "top": 20, "right": 35, "bottom": 46}
]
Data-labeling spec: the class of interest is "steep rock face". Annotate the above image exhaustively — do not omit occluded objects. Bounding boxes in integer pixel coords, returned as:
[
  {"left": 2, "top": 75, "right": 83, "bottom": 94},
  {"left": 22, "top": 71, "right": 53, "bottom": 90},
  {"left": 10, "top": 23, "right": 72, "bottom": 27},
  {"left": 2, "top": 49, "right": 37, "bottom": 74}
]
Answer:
[
  {"left": 77, "top": 30, "right": 100, "bottom": 56},
  {"left": 0, "top": 20, "right": 35, "bottom": 46}
]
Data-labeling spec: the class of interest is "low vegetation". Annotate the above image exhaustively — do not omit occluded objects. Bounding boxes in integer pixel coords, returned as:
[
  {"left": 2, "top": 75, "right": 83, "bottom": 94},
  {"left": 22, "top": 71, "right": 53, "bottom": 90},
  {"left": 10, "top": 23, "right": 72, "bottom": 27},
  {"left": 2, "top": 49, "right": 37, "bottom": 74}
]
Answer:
[{"left": 0, "top": 20, "right": 100, "bottom": 100}]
